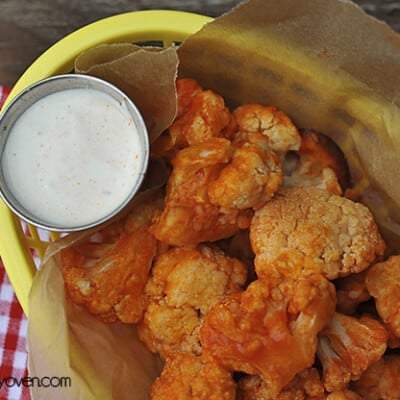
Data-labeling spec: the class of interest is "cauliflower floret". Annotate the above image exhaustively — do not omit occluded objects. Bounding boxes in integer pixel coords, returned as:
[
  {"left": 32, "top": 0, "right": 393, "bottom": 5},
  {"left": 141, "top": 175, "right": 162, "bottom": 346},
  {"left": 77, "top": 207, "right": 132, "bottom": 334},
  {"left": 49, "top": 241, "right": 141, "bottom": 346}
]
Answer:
[
  {"left": 283, "top": 129, "right": 351, "bottom": 195},
  {"left": 200, "top": 274, "right": 336, "bottom": 397},
  {"left": 138, "top": 245, "right": 247, "bottom": 358},
  {"left": 232, "top": 104, "right": 301, "bottom": 155},
  {"left": 365, "top": 255, "right": 400, "bottom": 339},
  {"left": 151, "top": 352, "right": 237, "bottom": 400},
  {"left": 250, "top": 187, "right": 386, "bottom": 280},
  {"left": 60, "top": 194, "right": 163, "bottom": 323},
  {"left": 350, "top": 355, "right": 400, "bottom": 400},
  {"left": 317, "top": 312, "right": 388, "bottom": 392},
  {"left": 238, "top": 368, "right": 325, "bottom": 400},
  {"left": 335, "top": 270, "right": 371, "bottom": 315},
  {"left": 153, "top": 79, "right": 232, "bottom": 160},
  {"left": 208, "top": 133, "right": 283, "bottom": 211},
  {"left": 175, "top": 78, "right": 203, "bottom": 117},
  {"left": 150, "top": 137, "right": 253, "bottom": 246},
  {"left": 169, "top": 89, "right": 231, "bottom": 147},
  {"left": 140, "top": 302, "right": 201, "bottom": 356},
  {"left": 152, "top": 132, "right": 285, "bottom": 247}
]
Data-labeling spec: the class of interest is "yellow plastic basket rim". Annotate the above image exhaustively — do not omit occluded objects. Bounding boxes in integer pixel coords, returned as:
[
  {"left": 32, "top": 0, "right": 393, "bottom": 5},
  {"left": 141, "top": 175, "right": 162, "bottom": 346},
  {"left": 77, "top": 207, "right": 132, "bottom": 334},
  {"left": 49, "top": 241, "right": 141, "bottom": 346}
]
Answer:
[{"left": 0, "top": 9, "right": 211, "bottom": 316}]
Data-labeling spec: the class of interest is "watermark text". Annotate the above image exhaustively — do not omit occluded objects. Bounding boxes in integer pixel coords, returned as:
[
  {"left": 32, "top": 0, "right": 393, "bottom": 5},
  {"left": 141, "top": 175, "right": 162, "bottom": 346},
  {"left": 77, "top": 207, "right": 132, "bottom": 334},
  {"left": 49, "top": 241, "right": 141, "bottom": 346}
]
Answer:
[{"left": 0, "top": 376, "right": 71, "bottom": 389}]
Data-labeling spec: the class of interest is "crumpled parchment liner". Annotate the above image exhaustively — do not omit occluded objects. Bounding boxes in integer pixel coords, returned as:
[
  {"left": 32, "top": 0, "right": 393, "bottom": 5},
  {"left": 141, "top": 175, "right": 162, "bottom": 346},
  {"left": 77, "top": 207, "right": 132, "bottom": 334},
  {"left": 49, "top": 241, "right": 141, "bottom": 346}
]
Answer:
[
  {"left": 28, "top": 0, "right": 400, "bottom": 399},
  {"left": 28, "top": 238, "right": 162, "bottom": 400},
  {"left": 178, "top": 0, "right": 400, "bottom": 249},
  {"left": 28, "top": 188, "right": 166, "bottom": 400},
  {"left": 75, "top": 44, "right": 179, "bottom": 143}
]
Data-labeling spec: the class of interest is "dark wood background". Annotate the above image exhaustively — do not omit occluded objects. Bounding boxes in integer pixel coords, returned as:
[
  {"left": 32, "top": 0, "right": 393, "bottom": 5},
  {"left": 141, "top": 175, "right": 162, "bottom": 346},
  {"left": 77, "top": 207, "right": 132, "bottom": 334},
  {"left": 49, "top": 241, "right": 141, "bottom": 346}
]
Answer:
[{"left": 1, "top": 0, "right": 399, "bottom": 87}]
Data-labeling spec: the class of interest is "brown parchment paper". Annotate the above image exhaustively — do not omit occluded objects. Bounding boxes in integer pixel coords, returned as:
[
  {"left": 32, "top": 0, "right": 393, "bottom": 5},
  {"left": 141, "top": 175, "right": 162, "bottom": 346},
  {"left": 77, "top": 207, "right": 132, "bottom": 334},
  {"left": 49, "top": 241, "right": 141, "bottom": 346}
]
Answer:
[
  {"left": 178, "top": 0, "right": 400, "bottom": 249},
  {"left": 74, "top": 44, "right": 179, "bottom": 143},
  {"left": 28, "top": 0, "right": 400, "bottom": 399}
]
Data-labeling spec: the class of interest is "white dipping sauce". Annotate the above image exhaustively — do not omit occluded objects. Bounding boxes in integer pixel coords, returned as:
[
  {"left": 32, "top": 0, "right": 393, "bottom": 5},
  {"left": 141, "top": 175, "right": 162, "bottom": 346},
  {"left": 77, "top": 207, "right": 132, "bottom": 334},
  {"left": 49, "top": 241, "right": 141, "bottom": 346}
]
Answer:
[{"left": 2, "top": 87, "right": 145, "bottom": 227}]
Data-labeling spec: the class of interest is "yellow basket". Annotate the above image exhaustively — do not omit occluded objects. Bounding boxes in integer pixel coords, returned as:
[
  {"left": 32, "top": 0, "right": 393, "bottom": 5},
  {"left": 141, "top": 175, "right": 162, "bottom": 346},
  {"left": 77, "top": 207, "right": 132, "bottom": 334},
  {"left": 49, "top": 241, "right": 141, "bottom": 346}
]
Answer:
[{"left": 0, "top": 10, "right": 211, "bottom": 316}]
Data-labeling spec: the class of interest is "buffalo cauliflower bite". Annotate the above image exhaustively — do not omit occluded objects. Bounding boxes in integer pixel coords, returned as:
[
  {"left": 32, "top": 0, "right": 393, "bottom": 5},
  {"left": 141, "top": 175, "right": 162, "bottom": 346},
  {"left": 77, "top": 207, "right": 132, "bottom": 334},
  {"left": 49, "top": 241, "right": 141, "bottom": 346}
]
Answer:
[
  {"left": 365, "top": 255, "right": 400, "bottom": 339},
  {"left": 150, "top": 137, "right": 254, "bottom": 246},
  {"left": 175, "top": 78, "right": 203, "bottom": 117},
  {"left": 151, "top": 352, "right": 237, "bottom": 400},
  {"left": 138, "top": 245, "right": 247, "bottom": 358},
  {"left": 152, "top": 78, "right": 232, "bottom": 159},
  {"left": 317, "top": 312, "right": 388, "bottom": 392},
  {"left": 60, "top": 194, "right": 163, "bottom": 323},
  {"left": 208, "top": 133, "right": 283, "bottom": 211},
  {"left": 200, "top": 274, "right": 336, "bottom": 397},
  {"left": 168, "top": 89, "right": 231, "bottom": 148},
  {"left": 350, "top": 355, "right": 400, "bottom": 400},
  {"left": 238, "top": 368, "right": 325, "bottom": 400},
  {"left": 232, "top": 104, "right": 301, "bottom": 155},
  {"left": 250, "top": 187, "right": 386, "bottom": 280},
  {"left": 152, "top": 133, "right": 284, "bottom": 247}
]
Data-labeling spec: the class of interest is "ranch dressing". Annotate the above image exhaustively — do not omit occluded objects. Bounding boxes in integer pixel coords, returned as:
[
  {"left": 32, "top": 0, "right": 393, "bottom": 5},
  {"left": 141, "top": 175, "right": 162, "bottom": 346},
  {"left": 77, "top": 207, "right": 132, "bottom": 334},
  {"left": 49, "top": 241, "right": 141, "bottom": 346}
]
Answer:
[{"left": 1, "top": 87, "right": 146, "bottom": 228}]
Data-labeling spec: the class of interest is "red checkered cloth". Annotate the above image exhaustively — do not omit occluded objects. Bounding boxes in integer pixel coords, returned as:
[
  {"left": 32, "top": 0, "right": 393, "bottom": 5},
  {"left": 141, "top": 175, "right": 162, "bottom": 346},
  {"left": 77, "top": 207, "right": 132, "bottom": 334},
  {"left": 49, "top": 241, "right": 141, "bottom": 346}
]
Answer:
[
  {"left": 0, "top": 85, "right": 31, "bottom": 400},
  {"left": 0, "top": 86, "right": 10, "bottom": 108},
  {"left": 0, "top": 264, "right": 31, "bottom": 400}
]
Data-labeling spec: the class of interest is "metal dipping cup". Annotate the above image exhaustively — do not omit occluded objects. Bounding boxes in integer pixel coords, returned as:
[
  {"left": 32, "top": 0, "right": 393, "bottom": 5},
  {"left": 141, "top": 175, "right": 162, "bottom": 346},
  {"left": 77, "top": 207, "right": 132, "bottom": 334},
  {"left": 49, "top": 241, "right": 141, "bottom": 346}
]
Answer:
[{"left": 0, "top": 74, "right": 150, "bottom": 232}]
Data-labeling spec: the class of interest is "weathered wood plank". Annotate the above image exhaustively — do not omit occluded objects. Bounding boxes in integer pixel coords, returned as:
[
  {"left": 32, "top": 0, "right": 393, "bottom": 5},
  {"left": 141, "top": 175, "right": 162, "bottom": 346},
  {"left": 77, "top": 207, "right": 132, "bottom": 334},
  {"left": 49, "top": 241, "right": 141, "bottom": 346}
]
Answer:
[{"left": 0, "top": 0, "right": 399, "bottom": 86}]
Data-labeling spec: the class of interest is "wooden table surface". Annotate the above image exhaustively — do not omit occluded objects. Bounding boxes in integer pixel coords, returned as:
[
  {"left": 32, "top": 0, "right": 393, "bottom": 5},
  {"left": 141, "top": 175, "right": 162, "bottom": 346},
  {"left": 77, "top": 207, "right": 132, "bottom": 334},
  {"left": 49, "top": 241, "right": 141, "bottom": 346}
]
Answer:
[{"left": 1, "top": 0, "right": 400, "bottom": 87}]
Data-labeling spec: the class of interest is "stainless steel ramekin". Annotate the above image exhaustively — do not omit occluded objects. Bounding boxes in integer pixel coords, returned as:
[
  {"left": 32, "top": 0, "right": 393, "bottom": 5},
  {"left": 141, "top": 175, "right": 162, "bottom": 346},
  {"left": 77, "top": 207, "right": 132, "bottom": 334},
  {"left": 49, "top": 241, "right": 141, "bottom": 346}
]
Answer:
[{"left": 0, "top": 74, "right": 150, "bottom": 232}]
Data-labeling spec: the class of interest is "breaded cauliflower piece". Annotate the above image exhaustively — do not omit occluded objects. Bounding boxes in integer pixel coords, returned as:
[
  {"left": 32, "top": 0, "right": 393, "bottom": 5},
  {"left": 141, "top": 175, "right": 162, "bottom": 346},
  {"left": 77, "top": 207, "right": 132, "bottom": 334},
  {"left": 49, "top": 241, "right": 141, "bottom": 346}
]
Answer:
[
  {"left": 169, "top": 89, "right": 231, "bottom": 147},
  {"left": 151, "top": 134, "right": 274, "bottom": 246},
  {"left": 208, "top": 133, "right": 283, "bottom": 211},
  {"left": 138, "top": 245, "right": 247, "bottom": 358},
  {"left": 365, "top": 255, "right": 400, "bottom": 339},
  {"left": 175, "top": 78, "right": 203, "bottom": 117},
  {"left": 153, "top": 79, "right": 232, "bottom": 160},
  {"left": 60, "top": 194, "right": 163, "bottom": 323},
  {"left": 212, "top": 141, "right": 281, "bottom": 210},
  {"left": 200, "top": 274, "right": 336, "bottom": 397},
  {"left": 335, "top": 270, "right": 371, "bottom": 315},
  {"left": 238, "top": 368, "right": 325, "bottom": 400},
  {"left": 250, "top": 187, "right": 386, "bottom": 280},
  {"left": 283, "top": 130, "right": 351, "bottom": 195},
  {"left": 150, "top": 137, "right": 252, "bottom": 246},
  {"left": 317, "top": 312, "right": 388, "bottom": 392},
  {"left": 151, "top": 352, "right": 237, "bottom": 400},
  {"left": 232, "top": 104, "right": 301, "bottom": 155},
  {"left": 350, "top": 355, "right": 400, "bottom": 400}
]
